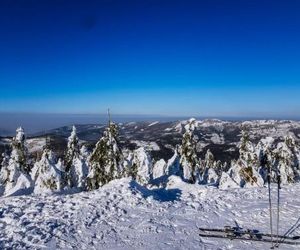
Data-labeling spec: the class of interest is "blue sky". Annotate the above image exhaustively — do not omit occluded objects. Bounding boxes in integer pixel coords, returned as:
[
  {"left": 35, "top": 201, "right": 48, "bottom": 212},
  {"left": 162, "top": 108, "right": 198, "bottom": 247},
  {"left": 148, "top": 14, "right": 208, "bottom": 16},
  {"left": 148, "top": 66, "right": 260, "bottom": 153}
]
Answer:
[{"left": 0, "top": 0, "right": 300, "bottom": 118}]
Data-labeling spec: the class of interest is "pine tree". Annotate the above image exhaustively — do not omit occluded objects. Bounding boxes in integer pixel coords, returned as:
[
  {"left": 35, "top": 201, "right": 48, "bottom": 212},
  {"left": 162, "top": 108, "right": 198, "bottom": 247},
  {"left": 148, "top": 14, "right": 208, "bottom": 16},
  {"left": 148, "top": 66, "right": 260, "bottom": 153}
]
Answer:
[
  {"left": 179, "top": 118, "right": 200, "bottom": 183},
  {"left": 272, "top": 135, "right": 298, "bottom": 184},
  {"left": 86, "top": 122, "right": 122, "bottom": 190},
  {"left": 65, "top": 126, "right": 80, "bottom": 171},
  {"left": 204, "top": 149, "right": 215, "bottom": 169},
  {"left": 165, "top": 146, "right": 183, "bottom": 177},
  {"left": 1, "top": 127, "right": 32, "bottom": 196},
  {"left": 201, "top": 149, "right": 219, "bottom": 185},
  {"left": 228, "top": 129, "right": 263, "bottom": 187},
  {"left": 228, "top": 130, "right": 264, "bottom": 187},
  {"left": 11, "top": 127, "right": 30, "bottom": 173},
  {"left": 31, "top": 149, "right": 62, "bottom": 193},
  {"left": 239, "top": 129, "right": 258, "bottom": 167},
  {"left": 130, "top": 147, "right": 152, "bottom": 185},
  {"left": 284, "top": 135, "right": 300, "bottom": 181},
  {"left": 152, "top": 159, "right": 167, "bottom": 180},
  {"left": 64, "top": 126, "right": 88, "bottom": 189},
  {"left": 0, "top": 152, "right": 10, "bottom": 195},
  {"left": 256, "top": 137, "right": 275, "bottom": 183}
]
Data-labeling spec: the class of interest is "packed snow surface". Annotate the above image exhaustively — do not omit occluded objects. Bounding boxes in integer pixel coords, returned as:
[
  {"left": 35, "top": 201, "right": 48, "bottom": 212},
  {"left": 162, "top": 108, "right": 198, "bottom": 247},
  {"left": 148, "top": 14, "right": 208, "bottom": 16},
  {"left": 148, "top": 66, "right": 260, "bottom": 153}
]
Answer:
[{"left": 0, "top": 177, "right": 299, "bottom": 249}]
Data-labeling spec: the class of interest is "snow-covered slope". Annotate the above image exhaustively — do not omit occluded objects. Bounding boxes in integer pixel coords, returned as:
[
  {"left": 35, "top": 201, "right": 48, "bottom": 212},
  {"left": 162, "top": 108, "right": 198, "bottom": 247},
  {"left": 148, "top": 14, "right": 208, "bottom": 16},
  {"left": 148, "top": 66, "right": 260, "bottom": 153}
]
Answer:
[{"left": 0, "top": 177, "right": 299, "bottom": 249}]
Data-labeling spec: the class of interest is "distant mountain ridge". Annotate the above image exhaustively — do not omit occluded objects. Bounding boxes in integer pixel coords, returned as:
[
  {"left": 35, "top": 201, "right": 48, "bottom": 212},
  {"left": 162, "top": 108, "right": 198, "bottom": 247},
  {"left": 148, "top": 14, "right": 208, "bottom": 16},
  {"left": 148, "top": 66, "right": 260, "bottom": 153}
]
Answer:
[
  {"left": 1, "top": 119, "right": 300, "bottom": 164},
  {"left": 1, "top": 112, "right": 299, "bottom": 136}
]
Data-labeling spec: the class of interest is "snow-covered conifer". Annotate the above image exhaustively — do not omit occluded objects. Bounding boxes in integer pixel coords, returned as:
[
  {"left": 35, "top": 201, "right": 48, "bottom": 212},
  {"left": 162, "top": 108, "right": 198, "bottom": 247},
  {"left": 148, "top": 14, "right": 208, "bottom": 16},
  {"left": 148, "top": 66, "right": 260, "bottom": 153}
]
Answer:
[
  {"left": 1, "top": 127, "right": 33, "bottom": 196},
  {"left": 204, "top": 149, "right": 215, "bottom": 169},
  {"left": 179, "top": 118, "right": 200, "bottom": 183},
  {"left": 65, "top": 126, "right": 80, "bottom": 169},
  {"left": 56, "top": 158, "right": 65, "bottom": 173},
  {"left": 87, "top": 122, "right": 122, "bottom": 190},
  {"left": 165, "top": 147, "right": 183, "bottom": 177},
  {"left": 227, "top": 130, "right": 263, "bottom": 188},
  {"left": 239, "top": 129, "right": 257, "bottom": 167},
  {"left": 284, "top": 135, "right": 300, "bottom": 181},
  {"left": 152, "top": 159, "right": 166, "bottom": 180},
  {"left": 121, "top": 150, "right": 134, "bottom": 178},
  {"left": 201, "top": 149, "right": 219, "bottom": 185},
  {"left": 256, "top": 137, "right": 275, "bottom": 182},
  {"left": 272, "top": 135, "right": 299, "bottom": 184},
  {"left": 31, "top": 149, "right": 62, "bottom": 193},
  {"left": 11, "top": 127, "right": 30, "bottom": 173},
  {"left": 129, "top": 147, "right": 152, "bottom": 185},
  {"left": 80, "top": 145, "right": 90, "bottom": 159},
  {"left": 0, "top": 152, "right": 10, "bottom": 195},
  {"left": 64, "top": 126, "right": 88, "bottom": 189}
]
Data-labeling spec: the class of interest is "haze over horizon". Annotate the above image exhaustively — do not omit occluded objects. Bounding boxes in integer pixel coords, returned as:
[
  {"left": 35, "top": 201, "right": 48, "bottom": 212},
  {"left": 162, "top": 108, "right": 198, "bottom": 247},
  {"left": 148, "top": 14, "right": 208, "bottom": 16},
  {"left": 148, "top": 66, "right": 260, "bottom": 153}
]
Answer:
[{"left": 1, "top": 0, "right": 300, "bottom": 118}]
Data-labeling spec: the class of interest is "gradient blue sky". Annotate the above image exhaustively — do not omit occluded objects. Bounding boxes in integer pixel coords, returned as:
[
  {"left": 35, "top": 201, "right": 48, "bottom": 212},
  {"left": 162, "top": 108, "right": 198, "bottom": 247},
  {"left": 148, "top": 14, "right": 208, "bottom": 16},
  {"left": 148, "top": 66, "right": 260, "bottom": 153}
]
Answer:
[{"left": 0, "top": 0, "right": 300, "bottom": 118}]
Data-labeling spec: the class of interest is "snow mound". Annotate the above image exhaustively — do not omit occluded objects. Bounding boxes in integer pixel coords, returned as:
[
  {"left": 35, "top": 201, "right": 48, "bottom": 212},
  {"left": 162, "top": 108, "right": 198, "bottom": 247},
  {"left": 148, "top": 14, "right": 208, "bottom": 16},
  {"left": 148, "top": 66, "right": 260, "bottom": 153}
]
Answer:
[
  {"left": 219, "top": 172, "right": 240, "bottom": 189},
  {"left": 4, "top": 172, "right": 33, "bottom": 197}
]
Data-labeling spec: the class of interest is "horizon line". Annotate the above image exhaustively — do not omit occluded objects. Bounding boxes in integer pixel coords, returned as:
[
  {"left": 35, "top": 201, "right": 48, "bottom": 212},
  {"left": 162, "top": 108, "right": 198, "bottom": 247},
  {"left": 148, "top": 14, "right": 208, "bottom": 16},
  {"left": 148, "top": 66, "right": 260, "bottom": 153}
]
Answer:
[{"left": 0, "top": 111, "right": 299, "bottom": 120}]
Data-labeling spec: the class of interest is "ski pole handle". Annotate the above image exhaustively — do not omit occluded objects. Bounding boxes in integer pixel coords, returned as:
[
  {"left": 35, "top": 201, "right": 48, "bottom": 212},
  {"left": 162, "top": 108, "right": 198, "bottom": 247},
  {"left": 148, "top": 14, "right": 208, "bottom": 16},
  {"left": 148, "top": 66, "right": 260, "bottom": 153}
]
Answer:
[{"left": 277, "top": 175, "right": 281, "bottom": 189}]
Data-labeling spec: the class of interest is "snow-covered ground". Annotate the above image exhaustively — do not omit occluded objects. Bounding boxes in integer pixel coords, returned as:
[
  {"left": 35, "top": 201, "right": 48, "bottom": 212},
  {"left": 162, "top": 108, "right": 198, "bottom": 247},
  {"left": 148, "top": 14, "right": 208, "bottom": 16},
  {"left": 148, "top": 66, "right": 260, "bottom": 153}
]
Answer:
[{"left": 0, "top": 177, "right": 299, "bottom": 250}]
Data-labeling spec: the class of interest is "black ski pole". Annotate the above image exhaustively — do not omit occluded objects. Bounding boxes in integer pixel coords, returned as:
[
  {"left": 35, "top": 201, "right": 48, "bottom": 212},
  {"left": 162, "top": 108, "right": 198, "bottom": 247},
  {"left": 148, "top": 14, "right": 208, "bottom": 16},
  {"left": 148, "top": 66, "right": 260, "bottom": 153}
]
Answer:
[
  {"left": 264, "top": 153, "right": 274, "bottom": 249},
  {"left": 276, "top": 167, "right": 281, "bottom": 247}
]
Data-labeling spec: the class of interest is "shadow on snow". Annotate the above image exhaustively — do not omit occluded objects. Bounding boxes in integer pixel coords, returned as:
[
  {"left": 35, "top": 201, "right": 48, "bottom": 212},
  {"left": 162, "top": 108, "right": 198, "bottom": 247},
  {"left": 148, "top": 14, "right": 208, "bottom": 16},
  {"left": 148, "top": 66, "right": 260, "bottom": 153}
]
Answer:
[{"left": 129, "top": 180, "right": 182, "bottom": 202}]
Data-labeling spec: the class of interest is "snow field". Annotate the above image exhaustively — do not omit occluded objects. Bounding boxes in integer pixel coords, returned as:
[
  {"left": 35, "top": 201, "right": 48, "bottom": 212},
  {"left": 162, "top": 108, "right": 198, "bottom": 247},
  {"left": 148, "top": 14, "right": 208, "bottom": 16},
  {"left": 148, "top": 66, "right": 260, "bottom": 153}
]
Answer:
[{"left": 0, "top": 177, "right": 299, "bottom": 250}]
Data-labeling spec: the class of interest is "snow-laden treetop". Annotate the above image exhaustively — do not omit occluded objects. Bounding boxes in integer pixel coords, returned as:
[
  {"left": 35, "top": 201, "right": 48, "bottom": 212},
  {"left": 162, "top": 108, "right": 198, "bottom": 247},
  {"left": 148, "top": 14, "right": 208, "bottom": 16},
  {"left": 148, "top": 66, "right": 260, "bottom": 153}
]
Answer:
[
  {"left": 15, "top": 127, "right": 25, "bottom": 143},
  {"left": 184, "top": 118, "right": 197, "bottom": 132}
]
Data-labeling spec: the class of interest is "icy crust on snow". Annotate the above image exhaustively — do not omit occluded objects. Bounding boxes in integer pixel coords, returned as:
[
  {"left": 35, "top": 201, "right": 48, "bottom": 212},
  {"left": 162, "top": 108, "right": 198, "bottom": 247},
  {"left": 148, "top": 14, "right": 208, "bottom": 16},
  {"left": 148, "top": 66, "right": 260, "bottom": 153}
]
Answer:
[{"left": 0, "top": 177, "right": 299, "bottom": 250}]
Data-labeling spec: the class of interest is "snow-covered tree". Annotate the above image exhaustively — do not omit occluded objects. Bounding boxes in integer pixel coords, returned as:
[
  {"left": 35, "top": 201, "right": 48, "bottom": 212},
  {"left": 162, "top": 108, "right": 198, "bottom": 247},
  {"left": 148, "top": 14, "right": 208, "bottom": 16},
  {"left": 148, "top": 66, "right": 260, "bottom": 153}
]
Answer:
[
  {"left": 1, "top": 127, "right": 33, "bottom": 196},
  {"left": 128, "top": 147, "right": 152, "bottom": 185},
  {"left": 0, "top": 152, "right": 10, "bottom": 195},
  {"left": 284, "top": 135, "right": 300, "bottom": 181},
  {"left": 0, "top": 151, "right": 9, "bottom": 171},
  {"left": 64, "top": 126, "right": 88, "bottom": 189},
  {"left": 227, "top": 130, "right": 263, "bottom": 188},
  {"left": 11, "top": 127, "right": 30, "bottom": 173},
  {"left": 56, "top": 158, "right": 65, "bottom": 173},
  {"left": 80, "top": 145, "right": 90, "bottom": 159},
  {"left": 86, "top": 122, "right": 123, "bottom": 190},
  {"left": 272, "top": 135, "right": 299, "bottom": 184},
  {"left": 239, "top": 129, "right": 258, "bottom": 168},
  {"left": 201, "top": 149, "right": 219, "bottom": 185},
  {"left": 256, "top": 137, "right": 275, "bottom": 182},
  {"left": 165, "top": 146, "right": 182, "bottom": 177},
  {"left": 65, "top": 126, "right": 80, "bottom": 169},
  {"left": 152, "top": 159, "right": 167, "bottom": 180},
  {"left": 204, "top": 149, "right": 215, "bottom": 169},
  {"left": 31, "top": 149, "right": 62, "bottom": 193},
  {"left": 179, "top": 118, "right": 200, "bottom": 183}
]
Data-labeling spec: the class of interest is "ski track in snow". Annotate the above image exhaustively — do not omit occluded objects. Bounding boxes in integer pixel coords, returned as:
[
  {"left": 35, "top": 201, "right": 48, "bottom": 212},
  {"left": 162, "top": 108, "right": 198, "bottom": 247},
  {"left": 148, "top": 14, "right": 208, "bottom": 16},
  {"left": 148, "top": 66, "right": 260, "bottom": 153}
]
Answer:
[{"left": 0, "top": 178, "right": 299, "bottom": 250}]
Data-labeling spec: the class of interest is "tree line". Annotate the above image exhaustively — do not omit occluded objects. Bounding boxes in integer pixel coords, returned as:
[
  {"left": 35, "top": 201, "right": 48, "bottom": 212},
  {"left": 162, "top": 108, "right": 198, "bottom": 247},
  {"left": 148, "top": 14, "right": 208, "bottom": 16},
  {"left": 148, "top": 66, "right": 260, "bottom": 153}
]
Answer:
[{"left": 0, "top": 118, "right": 299, "bottom": 196}]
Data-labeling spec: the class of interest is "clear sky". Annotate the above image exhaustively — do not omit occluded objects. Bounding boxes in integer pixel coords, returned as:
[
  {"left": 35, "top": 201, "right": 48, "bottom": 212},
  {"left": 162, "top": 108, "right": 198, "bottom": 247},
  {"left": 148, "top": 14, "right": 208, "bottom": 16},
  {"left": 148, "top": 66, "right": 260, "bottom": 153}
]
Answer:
[{"left": 0, "top": 0, "right": 300, "bottom": 118}]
